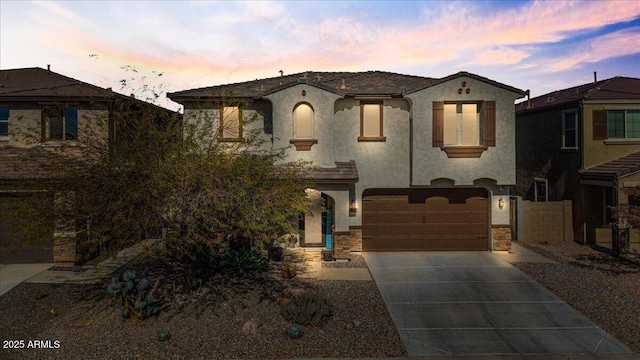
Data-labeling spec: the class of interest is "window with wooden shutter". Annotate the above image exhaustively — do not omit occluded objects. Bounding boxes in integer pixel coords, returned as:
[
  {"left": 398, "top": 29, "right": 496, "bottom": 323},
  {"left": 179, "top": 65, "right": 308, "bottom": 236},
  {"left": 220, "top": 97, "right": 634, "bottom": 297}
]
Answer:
[
  {"left": 432, "top": 101, "right": 444, "bottom": 147},
  {"left": 483, "top": 101, "right": 496, "bottom": 146},
  {"left": 592, "top": 110, "right": 607, "bottom": 140}
]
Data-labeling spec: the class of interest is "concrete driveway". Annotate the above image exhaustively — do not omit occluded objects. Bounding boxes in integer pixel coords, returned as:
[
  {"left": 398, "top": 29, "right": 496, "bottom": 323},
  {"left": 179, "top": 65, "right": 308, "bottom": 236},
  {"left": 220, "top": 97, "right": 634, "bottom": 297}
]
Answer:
[
  {"left": 0, "top": 263, "right": 54, "bottom": 296},
  {"left": 364, "top": 251, "right": 633, "bottom": 357}
]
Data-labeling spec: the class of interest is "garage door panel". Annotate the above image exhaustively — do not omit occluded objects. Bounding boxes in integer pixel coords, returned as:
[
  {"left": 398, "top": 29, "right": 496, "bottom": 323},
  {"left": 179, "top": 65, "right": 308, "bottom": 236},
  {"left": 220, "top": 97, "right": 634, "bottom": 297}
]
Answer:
[{"left": 363, "top": 192, "right": 488, "bottom": 251}]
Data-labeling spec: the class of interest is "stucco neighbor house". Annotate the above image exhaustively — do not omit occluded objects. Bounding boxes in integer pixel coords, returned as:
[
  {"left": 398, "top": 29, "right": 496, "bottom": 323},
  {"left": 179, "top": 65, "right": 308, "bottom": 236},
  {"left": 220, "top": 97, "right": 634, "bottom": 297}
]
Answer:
[
  {"left": 0, "top": 67, "right": 175, "bottom": 265},
  {"left": 168, "top": 71, "right": 526, "bottom": 258},
  {"left": 514, "top": 76, "right": 640, "bottom": 249}
]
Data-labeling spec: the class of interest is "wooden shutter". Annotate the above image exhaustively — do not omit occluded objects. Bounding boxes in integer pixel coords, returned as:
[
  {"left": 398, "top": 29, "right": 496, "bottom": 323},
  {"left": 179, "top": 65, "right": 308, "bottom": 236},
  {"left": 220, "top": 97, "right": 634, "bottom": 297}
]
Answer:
[
  {"left": 432, "top": 101, "right": 444, "bottom": 147},
  {"left": 593, "top": 110, "right": 607, "bottom": 140},
  {"left": 483, "top": 101, "right": 496, "bottom": 147}
]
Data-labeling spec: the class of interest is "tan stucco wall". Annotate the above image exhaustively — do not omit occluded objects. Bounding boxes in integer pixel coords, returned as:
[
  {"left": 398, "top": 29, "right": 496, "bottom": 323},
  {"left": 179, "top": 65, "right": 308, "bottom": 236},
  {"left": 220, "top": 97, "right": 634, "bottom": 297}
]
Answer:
[
  {"left": 333, "top": 98, "right": 412, "bottom": 228},
  {"left": 3, "top": 108, "right": 109, "bottom": 149},
  {"left": 265, "top": 84, "right": 342, "bottom": 168},
  {"left": 407, "top": 76, "right": 521, "bottom": 186},
  {"left": 583, "top": 102, "right": 640, "bottom": 169}
]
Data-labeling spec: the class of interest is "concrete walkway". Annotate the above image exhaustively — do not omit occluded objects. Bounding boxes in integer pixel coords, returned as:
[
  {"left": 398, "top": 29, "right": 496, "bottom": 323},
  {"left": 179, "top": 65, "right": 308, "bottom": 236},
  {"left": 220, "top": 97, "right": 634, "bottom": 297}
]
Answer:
[
  {"left": 364, "top": 250, "right": 634, "bottom": 357},
  {"left": 0, "top": 239, "right": 159, "bottom": 296}
]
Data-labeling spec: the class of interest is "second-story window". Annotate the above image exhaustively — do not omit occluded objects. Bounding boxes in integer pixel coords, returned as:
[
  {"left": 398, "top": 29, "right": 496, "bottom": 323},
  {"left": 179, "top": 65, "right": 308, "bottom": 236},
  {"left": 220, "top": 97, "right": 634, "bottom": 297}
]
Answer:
[
  {"left": 358, "top": 102, "right": 385, "bottom": 141},
  {"left": 293, "top": 103, "right": 313, "bottom": 139},
  {"left": 608, "top": 110, "right": 640, "bottom": 139},
  {"left": 444, "top": 103, "right": 479, "bottom": 146},
  {"left": 562, "top": 109, "right": 578, "bottom": 149},
  {"left": 593, "top": 109, "right": 640, "bottom": 140},
  {"left": 0, "top": 107, "right": 9, "bottom": 138},
  {"left": 219, "top": 106, "right": 241, "bottom": 140},
  {"left": 45, "top": 106, "right": 77, "bottom": 141},
  {"left": 432, "top": 101, "right": 495, "bottom": 158}
]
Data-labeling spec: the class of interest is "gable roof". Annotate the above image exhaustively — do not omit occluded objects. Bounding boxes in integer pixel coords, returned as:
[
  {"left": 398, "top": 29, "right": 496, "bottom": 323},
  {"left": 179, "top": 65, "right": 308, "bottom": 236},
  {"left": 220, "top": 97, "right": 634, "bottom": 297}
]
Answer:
[
  {"left": 0, "top": 67, "right": 113, "bottom": 101},
  {"left": 516, "top": 76, "right": 640, "bottom": 114},
  {"left": 168, "top": 71, "right": 525, "bottom": 102}
]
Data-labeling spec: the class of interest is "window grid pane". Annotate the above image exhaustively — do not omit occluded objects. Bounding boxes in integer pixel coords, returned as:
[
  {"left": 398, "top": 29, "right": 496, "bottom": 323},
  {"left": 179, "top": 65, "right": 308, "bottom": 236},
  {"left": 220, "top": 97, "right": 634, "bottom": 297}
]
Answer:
[
  {"left": 294, "top": 104, "right": 312, "bottom": 139},
  {"left": 443, "top": 104, "right": 457, "bottom": 145},
  {"left": 64, "top": 107, "right": 78, "bottom": 140},
  {"left": 563, "top": 112, "right": 577, "bottom": 147},
  {"left": 362, "top": 104, "right": 380, "bottom": 137},
  {"left": 626, "top": 110, "right": 640, "bottom": 138},
  {"left": 608, "top": 111, "right": 625, "bottom": 138},
  {"left": 50, "top": 116, "right": 63, "bottom": 140},
  {"left": 461, "top": 104, "right": 478, "bottom": 145},
  {"left": 0, "top": 107, "right": 8, "bottom": 137},
  {"left": 222, "top": 106, "right": 240, "bottom": 138}
]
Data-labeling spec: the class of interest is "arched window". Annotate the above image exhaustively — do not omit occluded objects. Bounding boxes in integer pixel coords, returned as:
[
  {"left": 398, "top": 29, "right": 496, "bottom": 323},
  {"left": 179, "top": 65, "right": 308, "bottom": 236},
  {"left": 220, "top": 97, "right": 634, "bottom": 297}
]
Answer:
[{"left": 293, "top": 103, "right": 313, "bottom": 139}]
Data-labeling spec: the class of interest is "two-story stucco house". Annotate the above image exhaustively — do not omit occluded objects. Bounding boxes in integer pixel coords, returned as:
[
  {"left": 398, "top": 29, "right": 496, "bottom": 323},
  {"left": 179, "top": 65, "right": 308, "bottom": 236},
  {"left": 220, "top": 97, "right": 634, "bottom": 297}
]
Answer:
[
  {"left": 0, "top": 67, "right": 175, "bottom": 264},
  {"left": 515, "top": 76, "right": 640, "bottom": 249},
  {"left": 168, "top": 71, "right": 526, "bottom": 258}
]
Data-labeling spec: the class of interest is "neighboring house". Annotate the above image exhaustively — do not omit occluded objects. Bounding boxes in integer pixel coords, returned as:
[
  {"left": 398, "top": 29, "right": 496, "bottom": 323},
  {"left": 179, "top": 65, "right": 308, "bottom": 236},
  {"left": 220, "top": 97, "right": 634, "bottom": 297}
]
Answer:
[
  {"left": 0, "top": 67, "right": 174, "bottom": 264},
  {"left": 168, "top": 71, "right": 525, "bottom": 257},
  {"left": 514, "top": 76, "right": 640, "bottom": 247}
]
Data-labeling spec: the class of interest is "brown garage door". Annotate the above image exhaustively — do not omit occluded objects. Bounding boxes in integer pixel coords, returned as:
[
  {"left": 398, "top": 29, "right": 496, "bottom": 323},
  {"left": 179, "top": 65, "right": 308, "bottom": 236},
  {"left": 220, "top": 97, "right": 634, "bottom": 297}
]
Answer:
[
  {"left": 362, "top": 193, "right": 488, "bottom": 251},
  {"left": 0, "top": 195, "right": 54, "bottom": 263}
]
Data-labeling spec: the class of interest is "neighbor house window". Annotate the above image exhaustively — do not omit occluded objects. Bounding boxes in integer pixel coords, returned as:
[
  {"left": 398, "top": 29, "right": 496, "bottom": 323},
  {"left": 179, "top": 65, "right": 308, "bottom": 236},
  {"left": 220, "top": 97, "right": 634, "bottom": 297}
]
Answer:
[
  {"left": 358, "top": 102, "right": 385, "bottom": 141},
  {"left": 432, "top": 101, "right": 495, "bottom": 158},
  {"left": 45, "top": 106, "right": 77, "bottom": 141},
  {"left": 562, "top": 109, "right": 578, "bottom": 149},
  {"left": 534, "top": 178, "right": 548, "bottom": 202},
  {"left": 0, "top": 107, "right": 8, "bottom": 137},
  {"left": 293, "top": 103, "right": 313, "bottom": 139},
  {"left": 593, "top": 109, "right": 640, "bottom": 140},
  {"left": 219, "top": 106, "right": 241, "bottom": 140},
  {"left": 608, "top": 110, "right": 640, "bottom": 139}
]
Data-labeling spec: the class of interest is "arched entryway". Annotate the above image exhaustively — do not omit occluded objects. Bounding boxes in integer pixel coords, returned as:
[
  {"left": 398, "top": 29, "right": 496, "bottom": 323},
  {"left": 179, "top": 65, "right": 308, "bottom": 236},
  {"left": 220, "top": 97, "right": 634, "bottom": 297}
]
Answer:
[{"left": 299, "top": 189, "right": 334, "bottom": 249}]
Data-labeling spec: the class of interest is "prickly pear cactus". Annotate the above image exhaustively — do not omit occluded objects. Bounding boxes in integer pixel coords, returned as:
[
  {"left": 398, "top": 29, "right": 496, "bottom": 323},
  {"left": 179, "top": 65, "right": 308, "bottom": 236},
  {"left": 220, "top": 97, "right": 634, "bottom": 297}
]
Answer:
[{"left": 107, "top": 269, "right": 162, "bottom": 320}]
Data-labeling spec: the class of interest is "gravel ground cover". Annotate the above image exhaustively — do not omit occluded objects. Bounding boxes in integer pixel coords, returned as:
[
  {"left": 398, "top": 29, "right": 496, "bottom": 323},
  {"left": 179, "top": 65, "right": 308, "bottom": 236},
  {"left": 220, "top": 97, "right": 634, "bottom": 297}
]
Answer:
[
  {"left": 0, "top": 251, "right": 405, "bottom": 360},
  {"left": 513, "top": 241, "right": 640, "bottom": 353}
]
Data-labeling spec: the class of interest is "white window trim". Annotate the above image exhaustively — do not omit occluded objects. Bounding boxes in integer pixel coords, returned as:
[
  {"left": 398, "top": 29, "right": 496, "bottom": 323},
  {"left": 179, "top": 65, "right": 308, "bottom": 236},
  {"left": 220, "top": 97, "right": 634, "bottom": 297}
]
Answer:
[
  {"left": 561, "top": 109, "right": 578, "bottom": 150},
  {"left": 534, "top": 178, "right": 548, "bottom": 202}
]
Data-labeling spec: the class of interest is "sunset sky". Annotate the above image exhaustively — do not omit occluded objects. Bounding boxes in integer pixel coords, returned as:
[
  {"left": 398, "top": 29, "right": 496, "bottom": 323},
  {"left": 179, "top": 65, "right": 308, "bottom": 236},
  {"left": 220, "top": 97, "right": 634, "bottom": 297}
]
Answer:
[{"left": 1, "top": 0, "right": 639, "bottom": 110}]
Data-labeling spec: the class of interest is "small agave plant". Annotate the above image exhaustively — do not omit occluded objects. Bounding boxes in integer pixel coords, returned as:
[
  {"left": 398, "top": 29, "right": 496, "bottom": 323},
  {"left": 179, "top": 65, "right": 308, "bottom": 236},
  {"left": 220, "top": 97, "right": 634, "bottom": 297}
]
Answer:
[
  {"left": 287, "top": 324, "right": 303, "bottom": 339},
  {"left": 157, "top": 330, "right": 170, "bottom": 341}
]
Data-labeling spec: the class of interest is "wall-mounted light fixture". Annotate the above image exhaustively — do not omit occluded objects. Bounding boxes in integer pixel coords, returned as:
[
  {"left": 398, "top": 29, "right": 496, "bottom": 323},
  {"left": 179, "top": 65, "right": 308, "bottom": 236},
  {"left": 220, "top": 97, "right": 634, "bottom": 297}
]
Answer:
[
  {"left": 349, "top": 199, "right": 357, "bottom": 214},
  {"left": 498, "top": 197, "right": 505, "bottom": 210}
]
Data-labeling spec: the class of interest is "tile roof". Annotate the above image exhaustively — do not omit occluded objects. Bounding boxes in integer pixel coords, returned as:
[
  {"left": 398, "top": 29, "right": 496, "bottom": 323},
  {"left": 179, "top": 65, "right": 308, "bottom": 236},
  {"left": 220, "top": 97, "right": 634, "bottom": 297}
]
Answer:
[
  {"left": 168, "top": 71, "right": 525, "bottom": 101},
  {"left": 303, "top": 160, "right": 359, "bottom": 183},
  {"left": 516, "top": 76, "right": 640, "bottom": 114},
  {"left": 579, "top": 151, "right": 640, "bottom": 179},
  {"left": 0, "top": 67, "right": 113, "bottom": 100}
]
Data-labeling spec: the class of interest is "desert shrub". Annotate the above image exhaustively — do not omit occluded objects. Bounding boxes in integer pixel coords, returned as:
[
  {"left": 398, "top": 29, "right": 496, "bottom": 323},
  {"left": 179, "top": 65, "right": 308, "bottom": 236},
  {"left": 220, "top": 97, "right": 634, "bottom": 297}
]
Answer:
[
  {"left": 107, "top": 269, "right": 162, "bottom": 320},
  {"left": 280, "top": 291, "right": 333, "bottom": 326}
]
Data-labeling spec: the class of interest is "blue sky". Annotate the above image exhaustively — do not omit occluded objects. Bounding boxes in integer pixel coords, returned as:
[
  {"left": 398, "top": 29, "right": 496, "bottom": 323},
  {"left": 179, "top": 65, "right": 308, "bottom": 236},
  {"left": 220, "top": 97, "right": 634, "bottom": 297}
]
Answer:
[{"left": 1, "top": 0, "right": 639, "bottom": 110}]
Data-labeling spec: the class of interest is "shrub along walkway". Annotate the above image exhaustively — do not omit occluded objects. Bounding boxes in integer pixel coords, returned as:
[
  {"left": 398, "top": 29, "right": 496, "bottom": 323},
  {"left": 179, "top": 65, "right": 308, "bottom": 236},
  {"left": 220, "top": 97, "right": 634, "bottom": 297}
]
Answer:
[
  {"left": 21, "top": 242, "right": 370, "bottom": 285},
  {"left": 26, "top": 239, "right": 159, "bottom": 284}
]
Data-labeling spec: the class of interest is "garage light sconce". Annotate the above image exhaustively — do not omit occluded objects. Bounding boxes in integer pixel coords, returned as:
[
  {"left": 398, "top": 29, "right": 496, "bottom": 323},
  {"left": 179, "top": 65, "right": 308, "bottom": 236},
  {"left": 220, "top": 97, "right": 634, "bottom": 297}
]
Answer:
[
  {"left": 349, "top": 199, "right": 357, "bottom": 214},
  {"left": 498, "top": 197, "right": 505, "bottom": 210}
]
